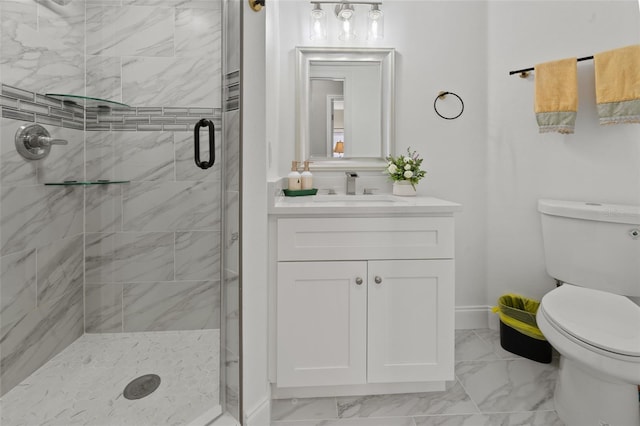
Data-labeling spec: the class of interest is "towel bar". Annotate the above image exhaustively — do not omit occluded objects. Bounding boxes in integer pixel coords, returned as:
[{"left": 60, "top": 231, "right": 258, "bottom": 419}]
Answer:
[{"left": 509, "top": 55, "right": 594, "bottom": 77}]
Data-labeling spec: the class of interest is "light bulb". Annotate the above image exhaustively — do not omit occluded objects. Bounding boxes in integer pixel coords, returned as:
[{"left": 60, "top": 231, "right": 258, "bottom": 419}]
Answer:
[
  {"left": 367, "top": 4, "right": 384, "bottom": 40},
  {"left": 336, "top": 3, "right": 356, "bottom": 41},
  {"left": 309, "top": 4, "right": 327, "bottom": 41}
]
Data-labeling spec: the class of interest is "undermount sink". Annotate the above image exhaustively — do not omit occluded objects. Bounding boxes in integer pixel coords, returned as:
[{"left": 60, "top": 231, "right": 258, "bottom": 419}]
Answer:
[{"left": 312, "top": 194, "right": 404, "bottom": 203}]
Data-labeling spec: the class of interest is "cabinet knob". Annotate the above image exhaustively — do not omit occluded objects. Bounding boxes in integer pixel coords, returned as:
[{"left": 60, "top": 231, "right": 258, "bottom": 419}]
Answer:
[
  {"left": 355, "top": 277, "right": 363, "bottom": 285},
  {"left": 374, "top": 276, "right": 383, "bottom": 284}
]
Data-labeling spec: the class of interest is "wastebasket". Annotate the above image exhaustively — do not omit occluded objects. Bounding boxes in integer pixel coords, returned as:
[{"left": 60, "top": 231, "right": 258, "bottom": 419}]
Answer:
[{"left": 493, "top": 294, "right": 552, "bottom": 363}]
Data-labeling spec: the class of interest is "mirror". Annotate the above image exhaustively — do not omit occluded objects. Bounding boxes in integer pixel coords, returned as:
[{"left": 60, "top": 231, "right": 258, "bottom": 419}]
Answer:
[{"left": 296, "top": 47, "right": 395, "bottom": 170}]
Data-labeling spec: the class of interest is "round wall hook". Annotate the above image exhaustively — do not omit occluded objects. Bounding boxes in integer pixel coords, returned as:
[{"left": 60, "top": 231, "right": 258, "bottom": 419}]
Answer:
[
  {"left": 433, "top": 91, "right": 464, "bottom": 120},
  {"left": 248, "top": 0, "right": 264, "bottom": 12}
]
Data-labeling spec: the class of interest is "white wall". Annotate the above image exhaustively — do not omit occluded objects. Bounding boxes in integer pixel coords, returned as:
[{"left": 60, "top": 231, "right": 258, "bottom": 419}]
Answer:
[
  {"left": 266, "top": 0, "right": 490, "bottom": 312},
  {"left": 242, "top": 1, "right": 270, "bottom": 424},
  {"left": 486, "top": 1, "right": 640, "bottom": 307}
]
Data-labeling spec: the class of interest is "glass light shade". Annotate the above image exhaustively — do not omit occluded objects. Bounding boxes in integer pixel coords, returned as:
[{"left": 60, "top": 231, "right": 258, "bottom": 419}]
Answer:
[
  {"left": 309, "top": 4, "right": 327, "bottom": 40},
  {"left": 336, "top": 3, "right": 356, "bottom": 41},
  {"left": 339, "top": 18, "right": 356, "bottom": 41},
  {"left": 367, "top": 5, "right": 384, "bottom": 40}
]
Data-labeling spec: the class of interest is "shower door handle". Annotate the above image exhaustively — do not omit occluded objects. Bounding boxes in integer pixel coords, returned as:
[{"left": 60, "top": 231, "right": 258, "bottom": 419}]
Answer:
[{"left": 194, "top": 118, "right": 215, "bottom": 170}]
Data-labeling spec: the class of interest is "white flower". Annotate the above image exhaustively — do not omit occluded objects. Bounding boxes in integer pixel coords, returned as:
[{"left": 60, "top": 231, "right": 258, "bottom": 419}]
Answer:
[
  {"left": 403, "top": 156, "right": 411, "bottom": 163},
  {"left": 404, "top": 170, "right": 413, "bottom": 178},
  {"left": 388, "top": 164, "right": 398, "bottom": 174},
  {"left": 404, "top": 164, "right": 411, "bottom": 171}
]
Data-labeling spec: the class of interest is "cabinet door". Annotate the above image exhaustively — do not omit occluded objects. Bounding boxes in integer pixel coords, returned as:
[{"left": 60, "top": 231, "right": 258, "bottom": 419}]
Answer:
[
  {"left": 277, "top": 261, "right": 367, "bottom": 387},
  {"left": 367, "top": 259, "right": 454, "bottom": 383}
]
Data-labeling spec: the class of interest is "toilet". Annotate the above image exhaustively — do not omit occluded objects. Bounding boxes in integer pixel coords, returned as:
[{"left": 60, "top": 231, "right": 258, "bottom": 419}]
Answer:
[{"left": 536, "top": 199, "right": 640, "bottom": 426}]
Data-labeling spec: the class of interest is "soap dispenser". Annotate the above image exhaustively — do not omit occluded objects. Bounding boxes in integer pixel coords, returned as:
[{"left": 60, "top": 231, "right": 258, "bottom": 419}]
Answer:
[
  {"left": 288, "top": 161, "right": 301, "bottom": 190},
  {"left": 301, "top": 161, "right": 313, "bottom": 190}
]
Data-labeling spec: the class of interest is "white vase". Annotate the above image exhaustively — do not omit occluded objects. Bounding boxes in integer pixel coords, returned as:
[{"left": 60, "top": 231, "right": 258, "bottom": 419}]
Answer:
[{"left": 392, "top": 180, "right": 417, "bottom": 196}]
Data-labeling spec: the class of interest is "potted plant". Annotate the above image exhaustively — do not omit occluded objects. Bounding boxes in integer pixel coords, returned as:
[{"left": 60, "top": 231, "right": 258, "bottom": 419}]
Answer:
[{"left": 384, "top": 148, "right": 426, "bottom": 196}]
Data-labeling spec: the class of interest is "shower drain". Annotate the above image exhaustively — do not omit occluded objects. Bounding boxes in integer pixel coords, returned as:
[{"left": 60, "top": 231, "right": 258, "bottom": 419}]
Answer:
[{"left": 123, "top": 374, "right": 161, "bottom": 400}]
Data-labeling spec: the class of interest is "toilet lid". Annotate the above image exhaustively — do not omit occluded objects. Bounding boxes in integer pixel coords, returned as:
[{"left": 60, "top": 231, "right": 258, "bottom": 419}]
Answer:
[{"left": 541, "top": 285, "right": 640, "bottom": 357}]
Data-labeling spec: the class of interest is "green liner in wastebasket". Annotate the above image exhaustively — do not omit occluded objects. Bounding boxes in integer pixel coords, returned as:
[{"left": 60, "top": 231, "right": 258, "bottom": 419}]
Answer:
[{"left": 492, "top": 293, "right": 546, "bottom": 340}]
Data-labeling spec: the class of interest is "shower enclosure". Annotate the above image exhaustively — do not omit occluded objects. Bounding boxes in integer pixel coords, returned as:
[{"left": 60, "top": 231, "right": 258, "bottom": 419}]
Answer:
[{"left": 0, "top": 0, "right": 241, "bottom": 424}]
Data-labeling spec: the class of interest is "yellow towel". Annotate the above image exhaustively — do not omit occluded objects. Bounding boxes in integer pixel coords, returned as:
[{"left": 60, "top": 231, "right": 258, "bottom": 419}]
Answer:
[
  {"left": 594, "top": 44, "right": 640, "bottom": 125},
  {"left": 534, "top": 58, "right": 578, "bottom": 134}
]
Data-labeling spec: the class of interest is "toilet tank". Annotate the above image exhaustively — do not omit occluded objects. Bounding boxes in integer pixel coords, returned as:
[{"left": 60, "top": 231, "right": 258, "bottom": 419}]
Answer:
[{"left": 538, "top": 199, "right": 640, "bottom": 297}]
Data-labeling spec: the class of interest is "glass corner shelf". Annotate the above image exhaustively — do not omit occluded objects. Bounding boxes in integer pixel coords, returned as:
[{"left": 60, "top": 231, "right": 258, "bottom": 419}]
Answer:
[
  {"left": 45, "top": 94, "right": 130, "bottom": 109},
  {"left": 44, "top": 180, "right": 130, "bottom": 186}
]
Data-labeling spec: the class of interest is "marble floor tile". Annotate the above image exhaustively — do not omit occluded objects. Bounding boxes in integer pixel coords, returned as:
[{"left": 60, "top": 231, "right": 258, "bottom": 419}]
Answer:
[
  {"left": 413, "top": 414, "right": 493, "bottom": 426},
  {"left": 454, "top": 330, "right": 499, "bottom": 362},
  {"left": 271, "top": 397, "right": 338, "bottom": 422},
  {"left": 272, "top": 417, "right": 416, "bottom": 426},
  {"left": 413, "top": 411, "right": 563, "bottom": 426},
  {"left": 0, "top": 330, "right": 221, "bottom": 426},
  {"left": 336, "top": 382, "right": 479, "bottom": 419},
  {"left": 455, "top": 358, "right": 558, "bottom": 413}
]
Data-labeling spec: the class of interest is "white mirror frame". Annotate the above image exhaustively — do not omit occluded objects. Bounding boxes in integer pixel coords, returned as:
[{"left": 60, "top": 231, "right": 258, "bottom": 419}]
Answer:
[{"left": 296, "top": 46, "right": 395, "bottom": 170}]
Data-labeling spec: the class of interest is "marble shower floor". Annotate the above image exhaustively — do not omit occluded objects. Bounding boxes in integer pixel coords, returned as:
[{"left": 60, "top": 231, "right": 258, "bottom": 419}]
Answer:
[
  {"left": 272, "top": 328, "right": 565, "bottom": 426},
  {"left": 0, "top": 329, "right": 220, "bottom": 426}
]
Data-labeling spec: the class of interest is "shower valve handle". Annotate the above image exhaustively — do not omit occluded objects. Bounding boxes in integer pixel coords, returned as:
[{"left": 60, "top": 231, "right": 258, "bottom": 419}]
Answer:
[
  {"left": 37, "top": 136, "right": 68, "bottom": 147},
  {"left": 15, "top": 124, "right": 68, "bottom": 160}
]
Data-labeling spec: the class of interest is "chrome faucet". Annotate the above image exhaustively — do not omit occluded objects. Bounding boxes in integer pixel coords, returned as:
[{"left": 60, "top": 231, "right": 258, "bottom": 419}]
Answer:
[{"left": 345, "top": 172, "right": 358, "bottom": 195}]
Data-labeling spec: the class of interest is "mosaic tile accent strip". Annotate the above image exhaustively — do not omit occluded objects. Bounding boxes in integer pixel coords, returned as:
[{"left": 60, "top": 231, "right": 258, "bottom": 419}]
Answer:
[
  {"left": 1, "top": 84, "right": 84, "bottom": 130},
  {"left": 0, "top": 84, "right": 221, "bottom": 132},
  {"left": 86, "top": 106, "right": 220, "bottom": 132},
  {"left": 224, "top": 71, "right": 240, "bottom": 112}
]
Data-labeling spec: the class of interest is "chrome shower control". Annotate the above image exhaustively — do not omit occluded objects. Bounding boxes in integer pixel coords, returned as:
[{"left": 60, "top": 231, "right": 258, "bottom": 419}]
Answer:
[
  {"left": 15, "top": 124, "right": 68, "bottom": 160},
  {"left": 629, "top": 229, "right": 640, "bottom": 239}
]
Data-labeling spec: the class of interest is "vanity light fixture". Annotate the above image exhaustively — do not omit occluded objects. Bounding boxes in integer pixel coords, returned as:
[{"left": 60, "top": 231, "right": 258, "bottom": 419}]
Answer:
[{"left": 309, "top": 1, "right": 384, "bottom": 41}]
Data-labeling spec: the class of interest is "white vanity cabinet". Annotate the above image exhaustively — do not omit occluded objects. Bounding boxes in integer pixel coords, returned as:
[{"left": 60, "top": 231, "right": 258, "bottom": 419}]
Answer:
[{"left": 273, "top": 215, "right": 456, "bottom": 395}]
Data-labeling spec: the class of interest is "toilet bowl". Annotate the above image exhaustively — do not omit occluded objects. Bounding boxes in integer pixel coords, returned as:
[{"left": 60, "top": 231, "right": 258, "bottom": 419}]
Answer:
[
  {"left": 537, "top": 199, "right": 640, "bottom": 426},
  {"left": 537, "top": 284, "right": 640, "bottom": 426}
]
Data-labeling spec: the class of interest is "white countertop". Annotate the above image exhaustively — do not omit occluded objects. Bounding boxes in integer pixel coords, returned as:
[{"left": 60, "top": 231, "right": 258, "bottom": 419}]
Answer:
[{"left": 269, "top": 193, "right": 463, "bottom": 216}]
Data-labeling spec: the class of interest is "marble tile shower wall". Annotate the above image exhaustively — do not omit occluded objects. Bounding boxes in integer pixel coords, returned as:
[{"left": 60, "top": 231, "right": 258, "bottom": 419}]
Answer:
[
  {"left": 0, "top": 0, "right": 225, "bottom": 396},
  {"left": 0, "top": 0, "right": 86, "bottom": 397}
]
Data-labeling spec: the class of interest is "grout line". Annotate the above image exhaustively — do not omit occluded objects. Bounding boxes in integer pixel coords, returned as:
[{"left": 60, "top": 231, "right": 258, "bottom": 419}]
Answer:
[{"left": 454, "top": 363, "right": 484, "bottom": 416}]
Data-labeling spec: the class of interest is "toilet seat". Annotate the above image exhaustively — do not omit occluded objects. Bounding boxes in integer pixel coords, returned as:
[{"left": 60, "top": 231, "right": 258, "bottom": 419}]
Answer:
[{"left": 540, "top": 284, "right": 640, "bottom": 358}]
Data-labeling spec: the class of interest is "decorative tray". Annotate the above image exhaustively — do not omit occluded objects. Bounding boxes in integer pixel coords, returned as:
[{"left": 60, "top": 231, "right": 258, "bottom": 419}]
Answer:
[{"left": 283, "top": 188, "right": 318, "bottom": 197}]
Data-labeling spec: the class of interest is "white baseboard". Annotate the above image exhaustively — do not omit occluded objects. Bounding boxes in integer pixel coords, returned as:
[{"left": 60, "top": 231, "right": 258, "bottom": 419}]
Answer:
[{"left": 455, "top": 305, "right": 493, "bottom": 329}]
